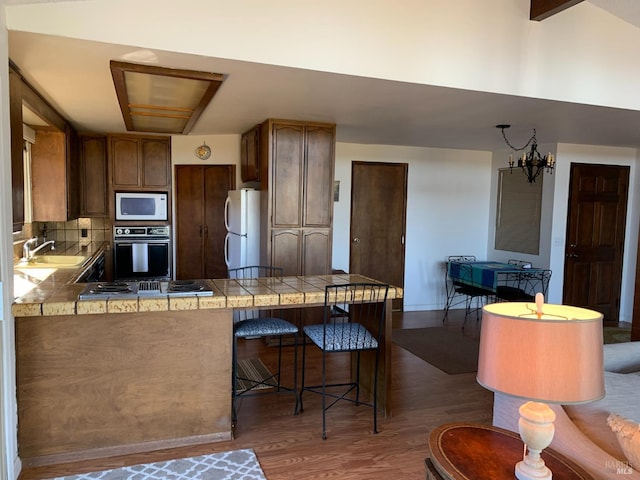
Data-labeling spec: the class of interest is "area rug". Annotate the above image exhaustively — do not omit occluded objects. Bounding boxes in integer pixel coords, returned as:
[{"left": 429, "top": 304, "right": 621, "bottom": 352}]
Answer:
[
  {"left": 46, "top": 449, "right": 266, "bottom": 480},
  {"left": 392, "top": 327, "right": 479, "bottom": 374},
  {"left": 604, "top": 326, "right": 632, "bottom": 344},
  {"left": 236, "top": 358, "right": 276, "bottom": 392}
]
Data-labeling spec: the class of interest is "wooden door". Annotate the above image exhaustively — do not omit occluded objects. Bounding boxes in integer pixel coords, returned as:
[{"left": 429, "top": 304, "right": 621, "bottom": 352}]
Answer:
[
  {"left": 176, "top": 166, "right": 205, "bottom": 279},
  {"left": 350, "top": 162, "right": 407, "bottom": 310},
  {"left": 563, "top": 163, "right": 629, "bottom": 323},
  {"left": 203, "top": 166, "right": 234, "bottom": 279},
  {"left": 175, "top": 165, "right": 235, "bottom": 280}
]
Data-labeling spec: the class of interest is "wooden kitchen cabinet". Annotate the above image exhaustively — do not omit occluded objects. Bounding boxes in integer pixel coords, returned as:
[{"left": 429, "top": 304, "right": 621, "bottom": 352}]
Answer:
[
  {"left": 10, "top": 62, "right": 77, "bottom": 227},
  {"left": 270, "top": 228, "right": 332, "bottom": 277},
  {"left": 79, "top": 134, "right": 108, "bottom": 217},
  {"left": 240, "top": 124, "right": 261, "bottom": 182},
  {"left": 109, "top": 134, "right": 171, "bottom": 189},
  {"left": 175, "top": 165, "right": 235, "bottom": 280},
  {"left": 259, "top": 119, "right": 335, "bottom": 277},
  {"left": 30, "top": 126, "right": 80, "bottom": 222}
]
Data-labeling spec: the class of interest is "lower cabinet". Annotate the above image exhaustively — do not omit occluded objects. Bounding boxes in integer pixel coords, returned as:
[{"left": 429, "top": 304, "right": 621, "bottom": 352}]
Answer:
[{"left": 270, "top": 228, "right": 331, "bottom": 277}]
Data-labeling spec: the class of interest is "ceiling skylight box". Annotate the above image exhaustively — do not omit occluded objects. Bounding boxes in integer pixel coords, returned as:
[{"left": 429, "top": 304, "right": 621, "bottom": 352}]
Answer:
[{"left": 110, "top": 60, "right": 225, "bottom": 135}]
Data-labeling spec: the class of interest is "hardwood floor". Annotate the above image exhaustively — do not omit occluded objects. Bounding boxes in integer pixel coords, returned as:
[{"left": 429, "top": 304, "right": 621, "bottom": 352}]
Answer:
[{"left": 18, "top": 310, "right": 493, "bottom": 480}]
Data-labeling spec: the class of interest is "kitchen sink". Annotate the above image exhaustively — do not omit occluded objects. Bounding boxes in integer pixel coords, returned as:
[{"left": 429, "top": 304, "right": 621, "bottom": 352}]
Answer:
[{"left": 16, "top": 255, "right": 89, "bottom": 269}]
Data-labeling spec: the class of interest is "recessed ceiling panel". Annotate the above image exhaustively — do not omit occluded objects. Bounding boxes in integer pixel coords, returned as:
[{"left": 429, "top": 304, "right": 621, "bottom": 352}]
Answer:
[{"left": 110, "top": 60, "right": 224, "bottom": 134}]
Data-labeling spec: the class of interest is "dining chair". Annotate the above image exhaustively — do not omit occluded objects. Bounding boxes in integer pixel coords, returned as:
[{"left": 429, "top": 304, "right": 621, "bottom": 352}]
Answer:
[
  {"left": 495, "top": 269, "right": 552, "bottom": 302},
  {"left": 299, "top": 282, "right": 389, "bottom": 439},
  {"left": 228, "top": 265, "right": 299, "bottom": 427},
  {"left": 442, "top": 255, "right": 477, "bottom": 323},
  {"left": 508, "top": 259, "right": 533, "bottom": 269}
]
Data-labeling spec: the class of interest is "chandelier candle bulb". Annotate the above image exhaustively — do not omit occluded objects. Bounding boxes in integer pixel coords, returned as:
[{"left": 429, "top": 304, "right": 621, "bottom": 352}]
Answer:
[{"left": 497, "top": 125, "right": 555, "bottom": 183}]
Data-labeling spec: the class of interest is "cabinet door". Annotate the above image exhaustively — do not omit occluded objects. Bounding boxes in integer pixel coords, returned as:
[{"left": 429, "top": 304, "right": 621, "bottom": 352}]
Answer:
[
  {"left": 241, "top": 126, "right": 260, "bottom": 182},
  {"left": 175, "top": 166, "right": 205, "bottom": 280},
  {"left": 303, "top": 125, "right": 335, "bottom": 228},
  {"left": 271, "top": 123, "right": 304, "bottom": 228},
  {"left": 65, "top": 126, "right": 80, "bottom": 220},
  {"left": 10, "top": 70, "right": 25, "bottom": 230},
  {"left": 302, "top": 228, "right": 331, "bottom": 275},
  {"left": 141, "top": 137, "right": 170, "bottom": 188},
  {"left": 203, "top": 166, "right": 235, "bottom": 279},
  {"left": 80, "top": 135, "right": 108, "bottom": 217},
  {"left": 271, "top": 229, "right": 301, "bottom": 276},
  {"left": 31, "top": 130, "right": 68, "bottom": 222},
  {"left": 111, "top": 137, "right": 140, "bottom": 187}
]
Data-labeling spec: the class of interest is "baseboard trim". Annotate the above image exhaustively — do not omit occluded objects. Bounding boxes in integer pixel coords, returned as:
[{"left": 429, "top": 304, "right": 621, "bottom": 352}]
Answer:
[{"left": 21, "top": 431, "right": 233, "bottom": 468}]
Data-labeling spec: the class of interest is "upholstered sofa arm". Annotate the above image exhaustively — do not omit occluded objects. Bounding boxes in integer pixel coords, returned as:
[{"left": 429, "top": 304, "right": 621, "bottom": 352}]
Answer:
[{"left": 603, "top": 342, "right": 640, "bottom": 373}]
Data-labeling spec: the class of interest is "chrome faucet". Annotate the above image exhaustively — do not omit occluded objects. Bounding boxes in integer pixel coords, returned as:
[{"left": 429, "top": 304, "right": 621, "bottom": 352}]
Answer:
[{"left": 23, "top": 238, "right": 55, "bottom": 260}]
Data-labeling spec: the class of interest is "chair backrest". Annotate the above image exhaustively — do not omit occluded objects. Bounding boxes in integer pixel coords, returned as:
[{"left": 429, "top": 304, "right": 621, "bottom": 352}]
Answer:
[
  {"left": 228, "top": 265, "right": 284, "bottom": 321},
  {"left": 496, "top": 269, "right": 552, "bottom": 300},
  {"left": 448, "top": 255, "right": 476, "bottom": 262},
  {"left": 508, "top": 259, "right": 533, "bottom": 269},
  {"left": 445, "top": 256, "right": 477, "bottom": 290},
  {"left": 323, "top": 283, "right": 389, "bottom": 351},
  {"left": 228, "top": 265, "right": 284, "bottom": 279}
]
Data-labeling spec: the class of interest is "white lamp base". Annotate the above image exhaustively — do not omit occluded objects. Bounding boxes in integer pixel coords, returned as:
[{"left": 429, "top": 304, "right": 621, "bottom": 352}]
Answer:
[{"left": 515, "top": 401, "right": 556, "bottom": 480}]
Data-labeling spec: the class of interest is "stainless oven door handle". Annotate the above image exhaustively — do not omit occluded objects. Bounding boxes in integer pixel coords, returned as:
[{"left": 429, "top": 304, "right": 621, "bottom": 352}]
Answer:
[{"left": 132, "top": 243, "right": 149, "bottom": 273}]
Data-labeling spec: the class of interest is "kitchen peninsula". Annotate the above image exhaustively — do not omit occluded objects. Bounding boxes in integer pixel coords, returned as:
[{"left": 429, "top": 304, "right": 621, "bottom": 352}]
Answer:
[{"left": 12, "top": 263, "right": 401, "bottom": 467}]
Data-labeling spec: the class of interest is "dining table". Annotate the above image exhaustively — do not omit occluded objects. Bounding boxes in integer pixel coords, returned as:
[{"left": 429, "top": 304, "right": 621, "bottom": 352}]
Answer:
[{"left": 447, "top": 261, "right": 547, "bottom": 294}]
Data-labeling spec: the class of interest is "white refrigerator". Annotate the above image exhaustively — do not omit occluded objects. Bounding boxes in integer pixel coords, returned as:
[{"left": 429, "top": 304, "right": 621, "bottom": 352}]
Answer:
[{"left": 224, "top": 188, "right": 261, "bottom": 269}]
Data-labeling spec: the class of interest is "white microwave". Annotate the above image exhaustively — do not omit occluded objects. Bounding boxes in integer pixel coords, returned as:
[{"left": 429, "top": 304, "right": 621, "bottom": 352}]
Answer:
[{"left": 115, "top": 192, "right": 168, "bottom": 221}]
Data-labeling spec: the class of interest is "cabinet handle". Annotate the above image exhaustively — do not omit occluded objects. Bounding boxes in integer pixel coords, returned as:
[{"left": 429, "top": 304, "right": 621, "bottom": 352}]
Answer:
[{"left": 199, "top": 226, "right": 202, "bottom": 237}]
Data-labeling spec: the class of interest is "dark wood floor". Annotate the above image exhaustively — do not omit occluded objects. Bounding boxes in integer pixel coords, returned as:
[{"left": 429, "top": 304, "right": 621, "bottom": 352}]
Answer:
[{"left": 19, "top": 309, "right": 493, "bottom": 480}]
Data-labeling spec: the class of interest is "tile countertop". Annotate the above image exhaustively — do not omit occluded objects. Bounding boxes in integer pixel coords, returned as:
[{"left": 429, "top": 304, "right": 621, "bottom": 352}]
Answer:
[
  {"left": 12, "top": 269, "right": 403, "bottom": 317},
  {"left": 13, "top": 241, "right": 107, "bottom": 308}
]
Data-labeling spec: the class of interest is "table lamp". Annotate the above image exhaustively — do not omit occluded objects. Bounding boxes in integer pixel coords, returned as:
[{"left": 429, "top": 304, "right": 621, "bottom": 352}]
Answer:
[{"left": 477, "top": 293, "right": 605, "bottom": 480}]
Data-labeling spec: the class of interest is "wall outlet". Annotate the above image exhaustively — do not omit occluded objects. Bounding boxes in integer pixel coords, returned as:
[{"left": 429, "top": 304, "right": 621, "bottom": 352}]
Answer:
[{"left": 81, "top": 228, "right": 88, "bottom": 238}]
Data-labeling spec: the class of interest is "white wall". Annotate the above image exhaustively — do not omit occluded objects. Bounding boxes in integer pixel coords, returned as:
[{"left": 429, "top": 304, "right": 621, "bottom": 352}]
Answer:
[
  {"left": 548, "top": 144, "right": 640, "bottom": 321},
  {"left": 488, "top": 143, "right": 640, "bottom": 320},
  {"left": 334, "top": 143, "right": 492, "bottom": 311},
  {"left": 0, "top": 4, "right": 19, "bottom": 478},
  {"left": 7, "top": 0, "right": 640, "bottom": 113},
  {"left": 487, "top": 144, "right": 557, "bottom": 269},
  {"left": 169, "top": 134, "right": 241, "bottom": 275}
]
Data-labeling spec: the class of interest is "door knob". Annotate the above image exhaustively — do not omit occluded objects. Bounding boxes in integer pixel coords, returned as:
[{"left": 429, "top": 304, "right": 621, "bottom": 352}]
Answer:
[{"left": 352, "top": 237, "right": 360, "bottom": 244}]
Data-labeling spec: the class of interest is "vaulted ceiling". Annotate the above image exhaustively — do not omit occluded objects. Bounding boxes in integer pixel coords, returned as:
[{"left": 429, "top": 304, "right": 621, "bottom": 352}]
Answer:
[{"left": 6, "top": 0, "right": 640, "bottom": 152}]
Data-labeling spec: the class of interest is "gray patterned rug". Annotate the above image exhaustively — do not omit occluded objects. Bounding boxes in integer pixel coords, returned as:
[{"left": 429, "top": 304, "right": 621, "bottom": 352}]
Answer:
[{"left": 48, "top": 449, "right": 266, "bottom": 480}]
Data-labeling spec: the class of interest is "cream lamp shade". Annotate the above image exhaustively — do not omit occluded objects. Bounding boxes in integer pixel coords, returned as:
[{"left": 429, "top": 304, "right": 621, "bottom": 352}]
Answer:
[{"left": 477, "top": 296, "right": 605, "bottom": 480}]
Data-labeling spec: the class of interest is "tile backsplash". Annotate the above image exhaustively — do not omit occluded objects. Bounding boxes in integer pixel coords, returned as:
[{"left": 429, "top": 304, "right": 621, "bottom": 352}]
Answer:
[{"left": 13, "top": 218, "right": 112, "bottom": 260}]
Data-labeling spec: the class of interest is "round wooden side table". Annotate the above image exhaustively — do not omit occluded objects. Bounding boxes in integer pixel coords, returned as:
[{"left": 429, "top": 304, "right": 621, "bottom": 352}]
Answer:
[{"left": 426, "top": 423, "right": 594, "bottom": 480}]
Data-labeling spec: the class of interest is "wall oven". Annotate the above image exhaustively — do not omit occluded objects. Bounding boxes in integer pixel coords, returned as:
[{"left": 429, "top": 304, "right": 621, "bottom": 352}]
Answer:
[{"left": 113, "top": 226, "right": 171, "bottom": 280}]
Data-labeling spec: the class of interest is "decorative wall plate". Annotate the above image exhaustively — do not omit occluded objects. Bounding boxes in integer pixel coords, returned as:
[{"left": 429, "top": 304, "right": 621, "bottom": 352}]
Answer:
[{"left": 196, "top": 143, "right": 211, "bottom": 160}]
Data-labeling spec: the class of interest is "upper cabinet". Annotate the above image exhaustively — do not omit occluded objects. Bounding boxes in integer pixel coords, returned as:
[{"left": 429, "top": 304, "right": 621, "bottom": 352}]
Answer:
[
  {"left": 79, "top": 134, "right": 108, "bottom": 217},
  {"left": 259, "top": 119, "right": 336, "bottom": 276},
  {"left": 10, "top": 62, "right": 80, "bottom": 226},
  {"left": 110, "top": 135, "right": 171, "bottom": 190},
  {"left": 30, "top": 126, "right": 80, "bottom": 222},
  {"left": 240, "top": 125, "right": 261, "bottom": 183}
]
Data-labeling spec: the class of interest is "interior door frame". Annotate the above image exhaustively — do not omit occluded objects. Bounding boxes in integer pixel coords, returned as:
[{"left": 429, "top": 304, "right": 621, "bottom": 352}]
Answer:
[
  {"left": 562, "top": 162, "right": 629, "bottom": 325},
  {"left": 349, "top": 161, "right": 407, "bottom": 310}
]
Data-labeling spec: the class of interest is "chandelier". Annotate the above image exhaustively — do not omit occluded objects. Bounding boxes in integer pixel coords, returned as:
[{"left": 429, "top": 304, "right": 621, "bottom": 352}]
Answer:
[{"left": 496, "top": 124, "right": 555, "bottom": 183}]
